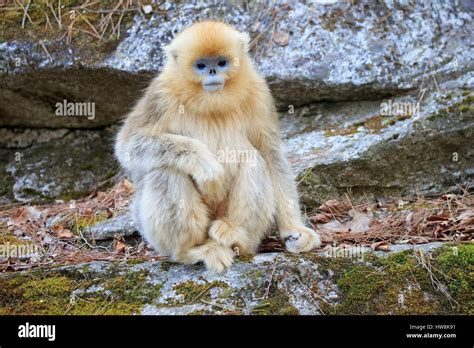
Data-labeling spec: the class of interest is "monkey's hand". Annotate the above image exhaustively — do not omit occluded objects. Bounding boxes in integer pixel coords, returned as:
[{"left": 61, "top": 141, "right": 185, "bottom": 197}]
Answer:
[
  {"left": 280, "top": 226, "right": 321, "bottom": 253},
  {"left": 187, "top": 143, "right": 226, "bottom": 201}
]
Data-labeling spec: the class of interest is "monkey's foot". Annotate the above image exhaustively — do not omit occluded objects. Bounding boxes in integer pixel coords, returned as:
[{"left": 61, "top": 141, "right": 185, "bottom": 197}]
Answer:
[
  {"left": 187, "top": 240, "right": 234, "bottom": 273},
  {"left": 208, "top": 218, "right": 250, "bottom": 251},
  {"left": 281, "top": 226, "right": 321, "bottom": 253}
]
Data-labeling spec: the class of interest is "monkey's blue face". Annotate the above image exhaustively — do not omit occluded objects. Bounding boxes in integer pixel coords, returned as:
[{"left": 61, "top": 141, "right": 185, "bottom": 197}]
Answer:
[{"left": 193, "top": 56, "right": 229, "bottom": 92}]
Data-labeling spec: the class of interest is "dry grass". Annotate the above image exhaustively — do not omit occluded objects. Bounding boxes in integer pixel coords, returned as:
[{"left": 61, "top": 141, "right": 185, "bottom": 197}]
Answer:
[
  {"left": 0, "top": 179, "right": 163, "bottom": 272},
  {"left": 0, "top": 0, "right": 153, "bottom": 43},
  {"left": 310, "top": 186, "right": 474, "bottom": 249}
]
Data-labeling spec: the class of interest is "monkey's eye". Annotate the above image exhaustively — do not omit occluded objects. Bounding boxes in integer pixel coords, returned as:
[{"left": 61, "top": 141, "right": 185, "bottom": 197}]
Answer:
[
  {"left": 196, "top": 63, "right": 206, "bottom": 70},
  {"left": 217, "top": 60, "right": 227, "bottom": 67}
]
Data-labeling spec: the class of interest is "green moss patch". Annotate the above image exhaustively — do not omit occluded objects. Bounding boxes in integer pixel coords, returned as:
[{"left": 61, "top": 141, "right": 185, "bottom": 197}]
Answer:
[
  {"left": 73, "top": 213, "right": 109, "bottom": 232},
  {"left": 173, "top": 280, "right": 229, "bottom": 304},
  {"left": 434, "top": 244, "right": 474, "bottom": 311},
  {"left": 251, "top": 291, "right": 299, "bottom": 315},
  {"left": 0, "top": 263, "right": 162, "bottom": 315},
  {"left": 323, "top": 114, "right": 402, "bottom": 137},
  {"left": 318, "top": 244, "right": 473, "bottom": 314}
]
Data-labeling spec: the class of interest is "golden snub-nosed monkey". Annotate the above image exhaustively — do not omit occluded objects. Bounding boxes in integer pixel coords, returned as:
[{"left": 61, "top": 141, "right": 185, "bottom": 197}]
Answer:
[{"left": 115, "top": 21, "right": 321, "bottom": 272}]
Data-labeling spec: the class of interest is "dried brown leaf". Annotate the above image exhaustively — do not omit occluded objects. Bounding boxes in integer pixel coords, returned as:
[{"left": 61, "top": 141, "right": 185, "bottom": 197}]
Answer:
[
  {"left": 9, "top": 207, "right": 42, "bottom": 225},
  {"left": 311, "top": 213, "right": 332, "bottom": 223},
  {"left": 427, "top": 214, "right": 449, "bottom": 222},
  {"left": 457, "top": 211, "right": 474, "bottom": 226},
  {"left": 371, "top": 241, "right": 390, "bottom": 251},
  {"left": 53, "top": 226, "right": 74, "bottom": 239},
  {"left": 113, "top": 235, "right": 127, "bottom": 253},
  {"left": 273, "top": 31, "right": 289, "bottom": 46},
  {"left": 116, "top": 179, "right": 134, "bottom": 196},
  {"left": 319, "top": 199, "right": 351, "bottom": 216},
  {"left": 318, "top": 211, "right": 371, "bottom": 233}
]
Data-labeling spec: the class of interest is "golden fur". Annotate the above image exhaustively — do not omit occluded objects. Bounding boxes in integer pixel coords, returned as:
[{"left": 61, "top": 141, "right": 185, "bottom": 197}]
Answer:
[{"left": 115, "top": 21, "right": 321, "bottom": 272}]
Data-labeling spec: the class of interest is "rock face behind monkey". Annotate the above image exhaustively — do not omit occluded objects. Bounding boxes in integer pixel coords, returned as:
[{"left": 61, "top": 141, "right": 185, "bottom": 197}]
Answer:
[{"left": 115, "top": 21, "right": 321, "bottom": 272}]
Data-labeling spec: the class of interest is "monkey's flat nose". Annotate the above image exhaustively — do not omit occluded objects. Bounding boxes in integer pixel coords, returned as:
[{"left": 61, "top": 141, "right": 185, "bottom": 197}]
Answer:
[{"left": 209, "top": 68, "right": 216, "bottom": 75}]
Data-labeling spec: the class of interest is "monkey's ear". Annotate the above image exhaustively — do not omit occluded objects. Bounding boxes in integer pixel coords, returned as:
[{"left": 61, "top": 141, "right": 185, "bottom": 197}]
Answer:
[
  {"left": 164, "top": 45, "right": 178, "bottom": 61},
  {"left": 240, "top": 32, "right": 251, "bottom": 52}
]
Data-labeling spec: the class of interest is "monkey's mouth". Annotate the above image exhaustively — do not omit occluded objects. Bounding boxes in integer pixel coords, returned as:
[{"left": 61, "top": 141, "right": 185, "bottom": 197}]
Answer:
[{"left": 203, "top": 81, "right": 224, "bottom": 92}]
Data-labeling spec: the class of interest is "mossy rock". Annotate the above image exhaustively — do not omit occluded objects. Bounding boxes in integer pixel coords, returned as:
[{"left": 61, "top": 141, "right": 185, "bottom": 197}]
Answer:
[
  {"left": 0, "top": 263, "right": 163, "bottom": 315},
  {"left": 296, "top": 90, "right": 474, "bottom": 209},
  {"left": 0, "top": 243, "right": 471, "bottom": 315},
  {"left": 324, "top": 244, "right": 473, "bottom": 315}
]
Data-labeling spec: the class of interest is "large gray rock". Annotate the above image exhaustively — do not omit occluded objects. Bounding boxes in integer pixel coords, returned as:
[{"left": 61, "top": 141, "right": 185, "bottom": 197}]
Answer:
[
  {"left": 0, "top": 68, "right": 150, "bottom": 129},
  {"left": 1, "top": 1, "right": 472, "bottom": 127},
  {"left": 292, "top": 78, "right": 474, "bottom": 206},
  {"left": 1, "top": 128, "right": 118, "bottom": 203}
]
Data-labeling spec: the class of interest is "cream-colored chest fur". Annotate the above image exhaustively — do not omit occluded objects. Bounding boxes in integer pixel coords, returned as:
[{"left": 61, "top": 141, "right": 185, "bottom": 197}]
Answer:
[{"left": 167, "top": 112, "right": 257, "bottom": 179}]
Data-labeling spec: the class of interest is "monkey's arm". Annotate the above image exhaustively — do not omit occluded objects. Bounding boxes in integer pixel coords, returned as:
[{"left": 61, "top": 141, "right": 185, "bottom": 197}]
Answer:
[{"left": 115, "top": 129, "right": 224, "bottom": 185}]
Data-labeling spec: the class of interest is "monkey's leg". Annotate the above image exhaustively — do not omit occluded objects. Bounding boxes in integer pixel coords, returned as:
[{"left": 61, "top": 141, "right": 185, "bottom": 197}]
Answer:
[
  {"left": 137, "top": 170, "right": 233, "bottom": 273},
  {"left": 264, "top": 146, "right": 322, "bottom": 253},
  {"left": 209, "top": 154, "right": 276, "bottom": 255}
]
